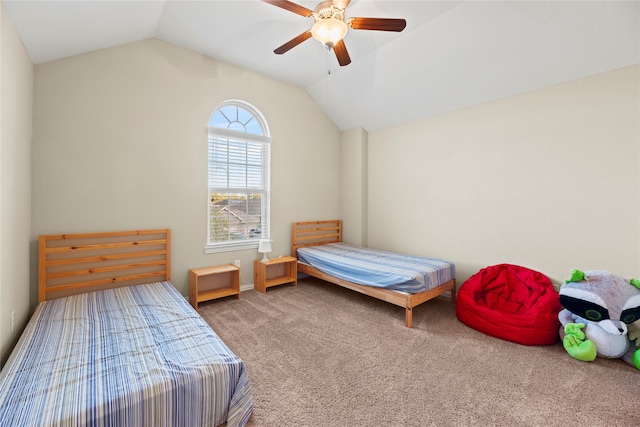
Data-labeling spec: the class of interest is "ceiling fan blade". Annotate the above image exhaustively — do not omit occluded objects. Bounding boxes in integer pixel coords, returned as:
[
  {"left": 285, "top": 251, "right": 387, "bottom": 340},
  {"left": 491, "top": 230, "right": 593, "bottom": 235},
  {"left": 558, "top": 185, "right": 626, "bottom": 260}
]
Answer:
[
  {"left": 348, "top": 17, "right": 407, "bottom": 32},
  {"left": 274, "top": 30, "right": 313, "bottom": 54},
  {"left": 332, "top": 0, "right": 351, "bottom": 9},
  {"left": 262, "top": 0, "right": 314, "bottom": 17},
  {"left": 333, "top": 39, "right": 351, "bottom": 66}
]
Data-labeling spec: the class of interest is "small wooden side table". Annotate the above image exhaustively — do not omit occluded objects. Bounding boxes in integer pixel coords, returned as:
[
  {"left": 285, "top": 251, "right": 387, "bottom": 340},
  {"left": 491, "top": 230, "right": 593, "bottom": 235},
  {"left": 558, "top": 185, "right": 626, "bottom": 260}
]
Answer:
[
  {"left": 189, "top": 264, "right": 240, "bottom": 309},
  {"left": 254, "top": 256, "right": 297, "bottom": 293}
]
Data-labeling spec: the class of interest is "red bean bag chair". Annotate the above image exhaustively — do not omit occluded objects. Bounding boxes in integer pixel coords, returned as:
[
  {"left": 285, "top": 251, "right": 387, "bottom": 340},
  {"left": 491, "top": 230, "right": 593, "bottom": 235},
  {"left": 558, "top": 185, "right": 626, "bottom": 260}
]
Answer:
[{"left": 456, "top": 264, "right": 561, "bottom": 346}]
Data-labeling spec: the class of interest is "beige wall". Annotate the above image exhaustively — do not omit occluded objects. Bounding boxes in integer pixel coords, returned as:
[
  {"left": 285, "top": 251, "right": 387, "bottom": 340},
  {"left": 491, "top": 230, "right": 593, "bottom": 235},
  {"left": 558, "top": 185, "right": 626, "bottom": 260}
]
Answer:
[
  {"left": 340, "top": 126, "right": 367, "bottom": 246},
  {"left": 0, "top": 3, "right": 34, "bottom": 365},
  {"left": 31, "top": 38, "right": 341, "bottom": 300},
  {"left": 368, "top": 65, "right": 640, "bottom": 286}
]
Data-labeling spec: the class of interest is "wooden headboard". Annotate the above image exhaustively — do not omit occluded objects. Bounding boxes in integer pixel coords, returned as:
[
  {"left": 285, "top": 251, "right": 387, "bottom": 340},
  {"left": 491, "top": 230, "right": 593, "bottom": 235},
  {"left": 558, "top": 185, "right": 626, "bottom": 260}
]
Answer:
[
  {"left": 38, "top": 229, "right": 171, "bottom": 302},
  {"left": 291, "top": 220, "right": 342, "bottom": 257}
]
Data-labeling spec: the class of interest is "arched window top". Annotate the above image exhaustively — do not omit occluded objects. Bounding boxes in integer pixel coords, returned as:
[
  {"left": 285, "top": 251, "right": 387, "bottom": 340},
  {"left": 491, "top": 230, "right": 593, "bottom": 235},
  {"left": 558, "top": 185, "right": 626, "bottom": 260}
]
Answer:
[{"left": 209, "top": 100, "right": 269, "bottom": 138}]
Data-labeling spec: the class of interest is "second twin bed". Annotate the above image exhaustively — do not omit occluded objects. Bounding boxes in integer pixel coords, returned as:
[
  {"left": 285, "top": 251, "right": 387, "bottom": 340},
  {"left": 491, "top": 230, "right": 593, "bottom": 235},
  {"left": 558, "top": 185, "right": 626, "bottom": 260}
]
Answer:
[{"left": 292, "top": 220, "right": 456, "bottom": 328}]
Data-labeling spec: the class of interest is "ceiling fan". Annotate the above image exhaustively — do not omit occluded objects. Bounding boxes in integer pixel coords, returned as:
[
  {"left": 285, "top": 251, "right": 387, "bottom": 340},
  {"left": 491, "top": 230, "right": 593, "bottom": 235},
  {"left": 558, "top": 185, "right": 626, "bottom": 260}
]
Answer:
[{"left": 262, "top": 0, "right": 406, "bottom": 66}]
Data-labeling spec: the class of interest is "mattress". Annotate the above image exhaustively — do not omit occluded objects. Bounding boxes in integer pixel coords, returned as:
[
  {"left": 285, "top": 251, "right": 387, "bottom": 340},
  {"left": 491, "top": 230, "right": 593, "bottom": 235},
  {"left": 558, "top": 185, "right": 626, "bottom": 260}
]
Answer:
[
  {"left": 297, "top": 242, "right": 455, "bottom": 293},
  {"left": 0, "top": 281, "right": 253, "bottom": 427}
]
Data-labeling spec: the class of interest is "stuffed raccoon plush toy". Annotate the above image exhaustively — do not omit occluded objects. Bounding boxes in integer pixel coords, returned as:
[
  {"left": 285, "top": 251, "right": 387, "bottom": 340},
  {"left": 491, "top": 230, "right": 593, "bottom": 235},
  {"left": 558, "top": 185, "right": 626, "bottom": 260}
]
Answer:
[{"left": 558, "top": 269, "right": 640, "bottom": 370}]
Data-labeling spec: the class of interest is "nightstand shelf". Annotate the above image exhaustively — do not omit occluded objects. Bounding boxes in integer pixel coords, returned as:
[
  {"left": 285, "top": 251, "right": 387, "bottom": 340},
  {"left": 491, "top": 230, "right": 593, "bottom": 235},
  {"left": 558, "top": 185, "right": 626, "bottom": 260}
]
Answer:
[
  {"left": 254, "top": 256, "right": 297, "bottom": 293},
  {"left": 189, "top": 264, "right": 240, "bottom": 309}
]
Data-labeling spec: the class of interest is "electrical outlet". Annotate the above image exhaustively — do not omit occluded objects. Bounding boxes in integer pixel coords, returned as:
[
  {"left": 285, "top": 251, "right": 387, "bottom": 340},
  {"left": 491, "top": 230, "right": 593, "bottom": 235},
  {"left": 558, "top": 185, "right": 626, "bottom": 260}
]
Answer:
[
  {"left": 234, "top": 259, "right": 241, "bottom": 268},
  {"left": 11, "top": 311, "right": 16, "bottom": 332}
]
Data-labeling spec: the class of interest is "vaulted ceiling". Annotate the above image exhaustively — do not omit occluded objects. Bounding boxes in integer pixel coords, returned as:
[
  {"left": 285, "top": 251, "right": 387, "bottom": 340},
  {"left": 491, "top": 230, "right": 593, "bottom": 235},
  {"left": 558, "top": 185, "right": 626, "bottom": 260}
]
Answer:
[{"left": 4, "top": 0, "right": 639, "bottom": 131}]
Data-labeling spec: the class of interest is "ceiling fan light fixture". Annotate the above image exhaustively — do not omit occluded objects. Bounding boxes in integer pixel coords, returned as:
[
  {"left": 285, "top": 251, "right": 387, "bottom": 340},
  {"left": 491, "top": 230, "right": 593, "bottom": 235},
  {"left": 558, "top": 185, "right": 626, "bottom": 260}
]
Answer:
[{"left": 311, "top": 18, "right": 348, "bottom": 48}]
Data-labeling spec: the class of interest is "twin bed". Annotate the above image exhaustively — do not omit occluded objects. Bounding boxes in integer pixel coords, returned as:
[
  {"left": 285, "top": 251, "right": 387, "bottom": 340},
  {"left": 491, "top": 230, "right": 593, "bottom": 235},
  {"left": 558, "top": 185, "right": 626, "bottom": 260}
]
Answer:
[
  {"left": 292, "top": 220, "right": 456, "bottom": 328},
  {"left": 0, "top": 229, "right": 253, "bottom": 427}
]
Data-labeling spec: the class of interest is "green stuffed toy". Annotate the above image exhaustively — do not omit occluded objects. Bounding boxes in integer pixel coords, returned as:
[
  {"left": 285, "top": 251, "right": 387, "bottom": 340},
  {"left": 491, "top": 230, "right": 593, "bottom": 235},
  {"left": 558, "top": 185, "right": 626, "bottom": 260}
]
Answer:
[{"left": 558, "top": 269, "right": 640, "bottom": 370}]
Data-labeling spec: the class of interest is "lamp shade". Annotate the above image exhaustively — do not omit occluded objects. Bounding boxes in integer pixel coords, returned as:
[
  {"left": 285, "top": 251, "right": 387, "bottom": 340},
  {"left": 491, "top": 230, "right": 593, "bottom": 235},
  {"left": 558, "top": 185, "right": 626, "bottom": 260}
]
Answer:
[
  {"left": 311, "top": 18, "right": 348, "bottom": 48},
  {"left": 258, "top": 240, "right": 272, "bottom": 262}
]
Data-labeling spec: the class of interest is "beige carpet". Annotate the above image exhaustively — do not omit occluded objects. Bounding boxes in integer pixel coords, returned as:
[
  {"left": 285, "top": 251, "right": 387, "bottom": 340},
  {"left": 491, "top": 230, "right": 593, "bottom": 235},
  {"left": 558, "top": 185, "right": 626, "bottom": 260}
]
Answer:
[{"left": 199, "top": 278, "right": 640, "bottom": 427}]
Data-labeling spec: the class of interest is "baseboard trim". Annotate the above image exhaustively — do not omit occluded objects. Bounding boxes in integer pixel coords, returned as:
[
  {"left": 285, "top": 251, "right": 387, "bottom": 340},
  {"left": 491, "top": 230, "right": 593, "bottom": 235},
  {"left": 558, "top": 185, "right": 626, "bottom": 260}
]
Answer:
[{"left": 240, "top": 283, "right": 255, "bottom": 292}]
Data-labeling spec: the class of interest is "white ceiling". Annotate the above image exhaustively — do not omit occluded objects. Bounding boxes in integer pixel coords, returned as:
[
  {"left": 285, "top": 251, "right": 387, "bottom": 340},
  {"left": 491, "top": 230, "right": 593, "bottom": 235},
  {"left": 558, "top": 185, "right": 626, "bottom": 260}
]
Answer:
[{"left": 3, "top": 0, "right": 639, "bottom": 131}]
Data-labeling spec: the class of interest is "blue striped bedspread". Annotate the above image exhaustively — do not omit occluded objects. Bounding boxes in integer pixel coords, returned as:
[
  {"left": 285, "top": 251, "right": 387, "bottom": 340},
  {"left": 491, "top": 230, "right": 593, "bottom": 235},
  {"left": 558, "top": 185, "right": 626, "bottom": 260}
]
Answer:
[
  {"left": 0, "top": 281, "right": 253, "bottom": 427},
  {"left": 297, "top": 242, "right": 455, "bottom": 293}
]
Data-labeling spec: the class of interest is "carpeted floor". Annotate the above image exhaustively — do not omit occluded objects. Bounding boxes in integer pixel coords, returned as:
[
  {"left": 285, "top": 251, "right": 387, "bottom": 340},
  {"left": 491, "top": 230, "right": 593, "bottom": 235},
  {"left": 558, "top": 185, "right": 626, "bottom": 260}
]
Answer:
[{"left": 199, "top": 278, "right": 640, "bottom": 427}]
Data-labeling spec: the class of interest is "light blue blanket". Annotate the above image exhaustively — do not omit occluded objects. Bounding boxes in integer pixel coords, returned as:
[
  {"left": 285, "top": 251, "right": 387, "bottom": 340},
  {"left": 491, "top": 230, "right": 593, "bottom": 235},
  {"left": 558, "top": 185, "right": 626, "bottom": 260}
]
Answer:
[{"left": 297, "top": 242, "right": 455, "bottom": 293}]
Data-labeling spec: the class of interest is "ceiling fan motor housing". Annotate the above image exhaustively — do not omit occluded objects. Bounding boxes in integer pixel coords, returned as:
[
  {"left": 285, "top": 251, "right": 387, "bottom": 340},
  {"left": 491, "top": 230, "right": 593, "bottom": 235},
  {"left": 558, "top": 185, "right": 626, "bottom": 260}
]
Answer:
[{"left": 313, "top": 1, "right": 345, "bottom": 22}]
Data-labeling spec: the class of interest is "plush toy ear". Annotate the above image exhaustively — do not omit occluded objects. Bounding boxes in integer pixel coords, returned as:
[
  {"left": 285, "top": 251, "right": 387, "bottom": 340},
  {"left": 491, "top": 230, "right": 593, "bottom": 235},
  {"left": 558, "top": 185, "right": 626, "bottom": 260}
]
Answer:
[
  {"left": 564, "top": 269, "right": 586, "bottom": 284},
  {"left": 630, "top": 278, "right": 640, "bottom": 290}
]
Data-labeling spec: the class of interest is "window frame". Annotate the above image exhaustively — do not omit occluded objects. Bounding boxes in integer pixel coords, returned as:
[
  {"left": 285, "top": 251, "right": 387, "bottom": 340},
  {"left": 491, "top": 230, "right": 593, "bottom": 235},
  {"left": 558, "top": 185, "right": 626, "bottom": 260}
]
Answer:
[{"left": 205, "top": 100, "right": 271, "bottom": 254}]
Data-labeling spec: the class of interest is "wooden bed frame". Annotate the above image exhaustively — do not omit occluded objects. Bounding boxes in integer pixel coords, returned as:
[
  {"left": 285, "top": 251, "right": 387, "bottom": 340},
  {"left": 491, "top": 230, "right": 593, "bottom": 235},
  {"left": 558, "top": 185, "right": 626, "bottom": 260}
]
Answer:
[
  {"left": 24, "top": 229, "right": 255, "bottom": 426},
  {"left": 38, "top": 229, "right": 170, "bottom": 302},
  {"left": 292, "top": 220, "right": 455, "bottom": 328}
]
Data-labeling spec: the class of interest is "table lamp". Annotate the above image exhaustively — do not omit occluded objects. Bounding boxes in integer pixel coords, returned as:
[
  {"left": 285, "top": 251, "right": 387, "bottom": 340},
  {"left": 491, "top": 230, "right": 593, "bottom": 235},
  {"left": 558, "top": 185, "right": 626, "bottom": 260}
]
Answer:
[{"left": 258, "top": 239, "right": 272, "bottom": 262}]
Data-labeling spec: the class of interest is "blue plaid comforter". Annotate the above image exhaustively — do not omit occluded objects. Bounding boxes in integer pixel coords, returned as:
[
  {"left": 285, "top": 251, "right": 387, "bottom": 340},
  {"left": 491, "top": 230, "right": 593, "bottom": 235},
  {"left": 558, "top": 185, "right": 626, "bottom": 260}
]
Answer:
[{"left": 0, "top": 281, "right": 253, "bottom": 427}]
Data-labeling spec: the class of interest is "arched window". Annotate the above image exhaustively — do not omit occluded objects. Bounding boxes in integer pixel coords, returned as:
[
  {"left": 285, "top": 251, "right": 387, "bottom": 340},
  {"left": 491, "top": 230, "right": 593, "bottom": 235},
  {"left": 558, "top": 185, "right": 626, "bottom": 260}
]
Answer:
[{"left": 206, "top": 100, "right": 271, "bottom": 253}]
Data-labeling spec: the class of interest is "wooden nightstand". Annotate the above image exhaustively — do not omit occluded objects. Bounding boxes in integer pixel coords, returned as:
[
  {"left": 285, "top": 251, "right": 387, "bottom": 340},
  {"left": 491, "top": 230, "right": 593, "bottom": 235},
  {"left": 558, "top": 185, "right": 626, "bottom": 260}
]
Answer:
[
  {"left": 189, "top": 264, "right": 240, "bottom": 309},
  {"left": 254, "top": 256, "right": 297, "bottom": 293}
]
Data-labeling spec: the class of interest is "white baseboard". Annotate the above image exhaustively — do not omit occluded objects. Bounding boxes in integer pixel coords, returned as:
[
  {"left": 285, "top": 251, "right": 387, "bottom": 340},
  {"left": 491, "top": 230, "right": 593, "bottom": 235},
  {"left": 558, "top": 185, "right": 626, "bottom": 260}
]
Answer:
[{"left": 240, "top": 283, "right": 255, "bottom": 292}]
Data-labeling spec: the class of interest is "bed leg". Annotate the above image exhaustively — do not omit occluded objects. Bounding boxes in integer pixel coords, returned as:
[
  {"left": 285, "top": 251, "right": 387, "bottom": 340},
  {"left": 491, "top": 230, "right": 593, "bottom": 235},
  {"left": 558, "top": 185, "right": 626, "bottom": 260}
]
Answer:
[{"left": 405, "top": 306, "right": 413, "bottom": 328}]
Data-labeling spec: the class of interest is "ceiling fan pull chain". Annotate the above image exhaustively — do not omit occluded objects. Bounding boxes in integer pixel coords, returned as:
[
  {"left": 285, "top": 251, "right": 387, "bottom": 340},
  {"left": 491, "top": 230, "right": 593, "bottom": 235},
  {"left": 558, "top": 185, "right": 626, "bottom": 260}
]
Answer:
[{"left": 326, "top": 45, "right": 331, "bottom": 75}]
